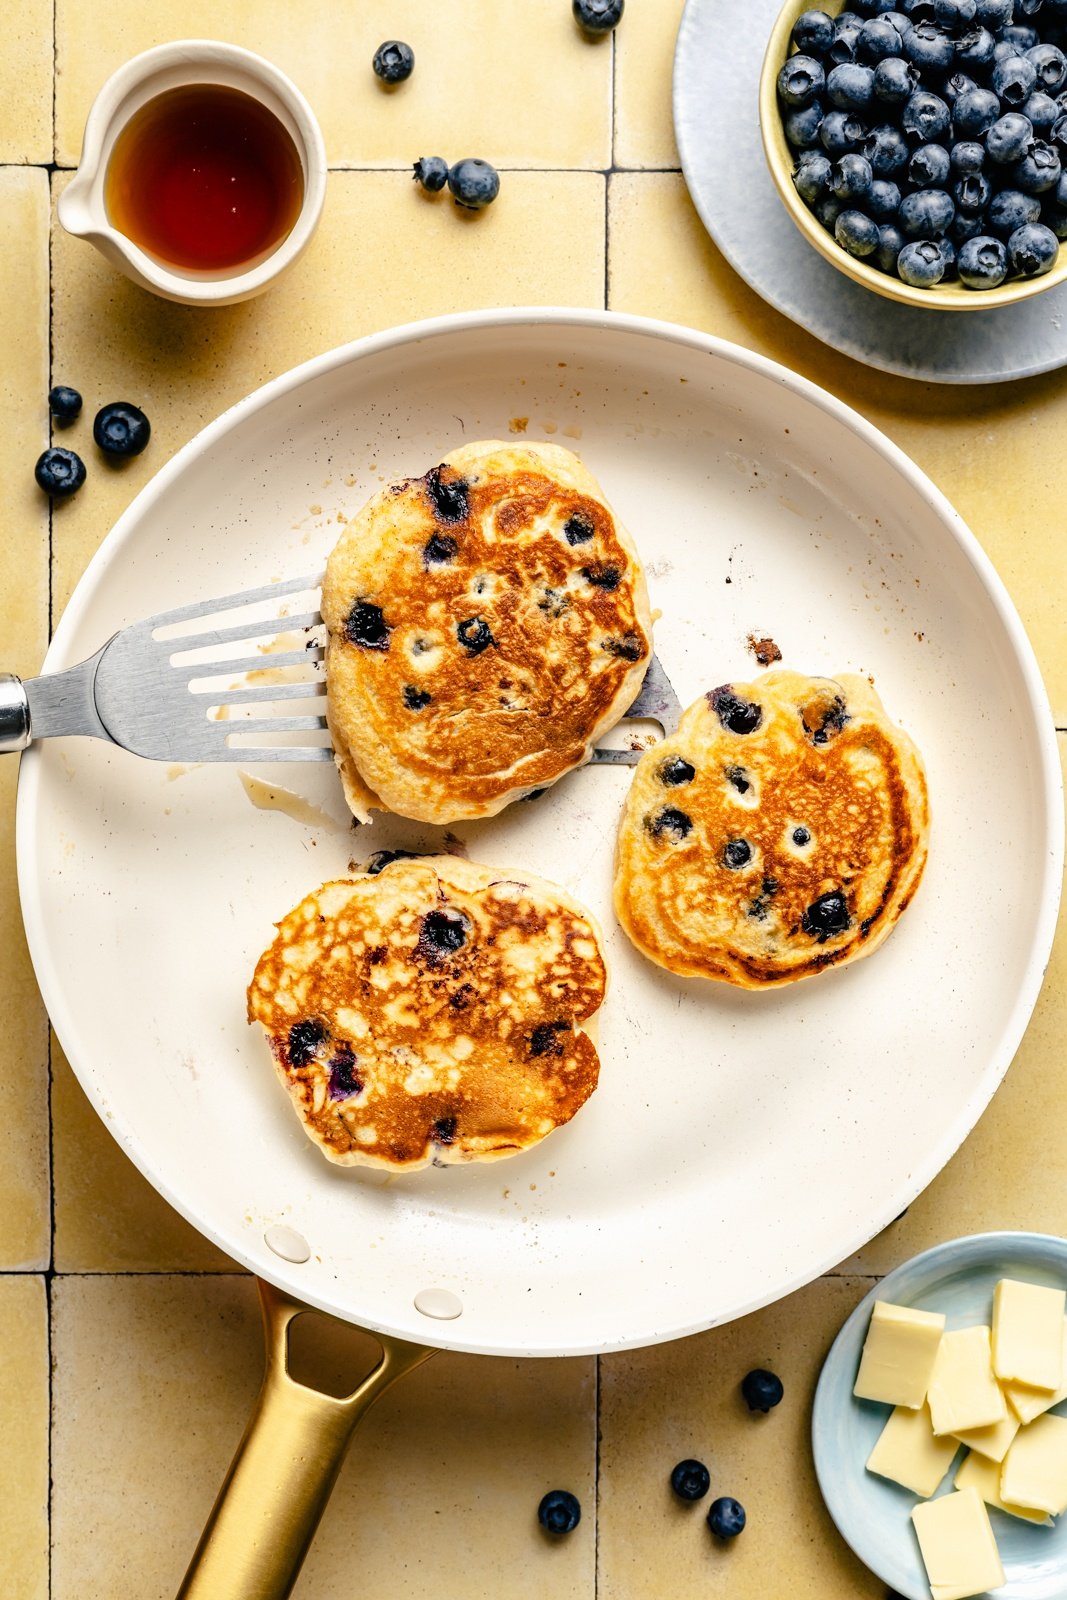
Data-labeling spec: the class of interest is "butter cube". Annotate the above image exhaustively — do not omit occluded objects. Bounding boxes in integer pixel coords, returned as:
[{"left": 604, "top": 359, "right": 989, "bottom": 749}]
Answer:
[
  {"left": 867, "top": 1403, "right": 960, "bottom": 1497},
  {"left": 954, "top": 1449, "right": 1053, "bottom": 1526},
  {"left": 854, "top": 1301, "right": 946, "bottom": 1409},
  {"left": 1000, "top": 1412, "right": 1067, "bottom": 1516},
  {"left": 911, "top": 1487, "right": 1006, "bottom": 1600},
  {"left": 992, "top": 1279, "right": 1065, "bottom": 1391},
  {"left": 927, "top": 1327, "right": 1006, "bottom": 1437},
  {"left": 951, "top": 1410, "right": 1020, "bottom": 1464},
  {"left": 1004, "top": 1319, "right": 1067, "bottom": 1425}
]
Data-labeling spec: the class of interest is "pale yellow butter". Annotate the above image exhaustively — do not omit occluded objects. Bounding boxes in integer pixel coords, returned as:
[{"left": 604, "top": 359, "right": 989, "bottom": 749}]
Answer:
[
  {"left": 954, "top": 1448, "right": 1053, "bottom": 1526},
  {"left": 854, "top": 1301, "right": 946, "bottom": 1409},
  {"left": 1004, "top": 1319, "right": 1067, "bottom": 1425},
  {"left": 911, "top": 1487, "right": 1006, "bottom": 1600},
  {"left": 1000, "top": 1412, "right": 1067, "bottom": 1515},
  {"left": 951, "top": 1410, "right": 1020, "bottom": 1464},
  {"left": 927, "top": 1327, "right": 1007, "bottom": 1437},
  {"left": 992, "top": 1279, "right": 1065, "bottom": 1391},
  {"left": 867, "top": 1403, "right": 960, "bottom": 1497}
]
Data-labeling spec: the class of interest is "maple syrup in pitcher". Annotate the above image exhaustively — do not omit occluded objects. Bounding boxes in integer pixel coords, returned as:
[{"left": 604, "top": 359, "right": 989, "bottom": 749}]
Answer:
[{"left": 105, "top": 84, "right": 304, "bottom": 273}]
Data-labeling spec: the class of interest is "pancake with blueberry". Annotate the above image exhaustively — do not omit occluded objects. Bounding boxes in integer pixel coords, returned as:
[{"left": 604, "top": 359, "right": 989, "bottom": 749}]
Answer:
[
  {"left": 247, "top": 855, "right": 606, "bottom": 1170},
  {"left": 613, "top": 671, "right": 929, "bottom": 988},
  {"left": 321, "top": 440, "right": 652, "bottom": 823}
]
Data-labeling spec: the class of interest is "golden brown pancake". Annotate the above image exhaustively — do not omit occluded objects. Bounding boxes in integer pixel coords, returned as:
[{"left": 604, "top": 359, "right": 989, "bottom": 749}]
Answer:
[
  {"left": 321, "top": 440, "right": 652, "bottom": 823},
  {"left": 614, "top": 671, "right": 929, "bottom": 987},
  {"left": 247, "top": 855, "right": 606, "bottom": 1170}
]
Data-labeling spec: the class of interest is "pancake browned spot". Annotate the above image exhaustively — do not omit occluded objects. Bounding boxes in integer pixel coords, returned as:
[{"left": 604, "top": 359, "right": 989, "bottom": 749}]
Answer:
[
  {"left": 247, "top": 856, "right": 607, "bottom": 1170},
  {"left": 613, "top": 671, "right": 929, "bottom": 988},
  {"left": 321, "top": 440, "right": 653, "bottom": 824}
]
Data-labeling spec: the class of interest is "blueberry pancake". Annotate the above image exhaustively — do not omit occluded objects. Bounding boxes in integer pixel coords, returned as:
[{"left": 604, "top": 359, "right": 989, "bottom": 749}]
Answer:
[
  {"left": 614, "top": 671, "right": 929, "bottom": 987},
  {"left": 247, "top": 856, "right": 606, "bottom": 1170},
  {"left": 321, "top": 440, "right": 652, "bottom": 823}
]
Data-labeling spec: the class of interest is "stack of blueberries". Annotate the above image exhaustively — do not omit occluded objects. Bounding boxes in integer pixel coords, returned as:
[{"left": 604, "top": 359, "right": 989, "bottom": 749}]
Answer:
[{"left": 775, "top": 0, "right": 1067, "bottom": 289}]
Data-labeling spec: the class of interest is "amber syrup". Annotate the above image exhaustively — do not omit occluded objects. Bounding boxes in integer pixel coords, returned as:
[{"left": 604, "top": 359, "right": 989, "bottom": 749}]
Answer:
[{"left": 105, "top": 84, "right": 304, "bottom": 273}]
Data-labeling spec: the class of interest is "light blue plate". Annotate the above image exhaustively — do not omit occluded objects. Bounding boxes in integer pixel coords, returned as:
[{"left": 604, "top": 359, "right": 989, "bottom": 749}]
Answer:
[{"left": 814, "top": 1233, "right": 1067, "bottom": 1600}]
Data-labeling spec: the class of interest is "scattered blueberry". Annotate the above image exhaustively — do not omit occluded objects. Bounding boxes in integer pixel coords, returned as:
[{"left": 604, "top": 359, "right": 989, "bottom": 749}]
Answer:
[
  {"left": 48, "top": 385, "right": 82, "bottom": 422},
  {"left": 836, "top": 206, "right": 880, "bottom": 253},
  {"left": 707, "top": 1497, "right": 747, "bottom": 1539},
  {"left": 660, "top": 755, "right": 696, "bottom": 785},
  {"left": 722, "top": 838, "right": 753, "bottom": 869},
  {"left": 671, "top": 1459, "right": 711, "bottom": 1501},
  {"left": 34, "top": 446, "right": 86, "bottom": 497},
  {"left": 412, "top": 156, "right": 449, "bottom": 193},
  {"left": 344, "top": 599, "right": 391, "bottom": 650},
  {"left": 779, "top": 54, "right": 827, "bottom": 105},
  {"left": 741, "top": 1368, "right": 785, "bottom": 1412},
  {"left": 448, "top": 158, "right": 500, "bottom": 210},
  {"left": 1009, "top": 218, "right": 1059, "bottom": 269},
  {"left": 93, "top": 401, "right": 150, "bottom": 458},
  {"left": 572, "top": 0, "right": 624, "bottom": 32},
  {"left": 538, "top": 1490, "right": 581, "bottom": 1533},
  {"left": 372, "top": 40, "right": 415, "bottom": 83},
  {"left": 457, "top": 616, "right": 494, "bottom": 654},
  {"left": 958, "top": 232, "right": 1011, "bottom": 283},
  {"left": 802, "top": 889, "right": 852, "bottom": 940}
]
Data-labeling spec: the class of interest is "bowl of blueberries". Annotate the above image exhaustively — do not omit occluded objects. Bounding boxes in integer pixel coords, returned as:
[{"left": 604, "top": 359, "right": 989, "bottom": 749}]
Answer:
[{"left": 759, "top": 0, "right": 1067, "bottom": 305}]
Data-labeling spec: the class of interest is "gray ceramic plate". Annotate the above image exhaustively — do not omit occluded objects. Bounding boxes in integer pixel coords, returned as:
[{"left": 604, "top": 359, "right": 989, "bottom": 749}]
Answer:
[{"left": 672, "top": 0, "right": 1067, "bottom": 383}]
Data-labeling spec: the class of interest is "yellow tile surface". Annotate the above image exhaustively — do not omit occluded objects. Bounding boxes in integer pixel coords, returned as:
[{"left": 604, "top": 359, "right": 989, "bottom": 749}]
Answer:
[
  {"left": 598, "top": 1276, "right": 883, "bottom": 1598},
  {"left": 0, "top": 1276, "right": 49, "bottom": 1600},
  {"left": 614, "top": 0, "right": 684, "bottom": 169},
  {"left": 608, "top": 172, "right": 1067, "bottom": 720},
  {"left": 0, "top": 168, "right": 51, "bottom": 1270},
  {"left": 0, "top": 2, "right": 53, "bottom": 164},
  {"left": 52, "top": 1038, "right": 234, "bottom": 1272},
  {"left": 50, "top": 166, "right": 605, "bottom": 621},
  {"left": 51, "top": 1275, "right": 595, "bottom": 1599},
  {"left": 55, "top": 0, "right": 612, "bottom": 170}
]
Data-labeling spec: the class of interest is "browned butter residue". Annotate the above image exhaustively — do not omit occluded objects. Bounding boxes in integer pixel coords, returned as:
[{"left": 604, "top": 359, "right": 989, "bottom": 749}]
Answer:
[
  {"left": 508, "top": 416, "right": 529, "bottom": 433},
  {"left": 747, "top": 633, "right": 783, "bottom": 666}
]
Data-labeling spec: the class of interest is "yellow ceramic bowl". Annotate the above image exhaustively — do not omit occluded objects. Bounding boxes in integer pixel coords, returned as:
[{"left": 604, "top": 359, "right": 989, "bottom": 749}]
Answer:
[{"left": 759, "top": 0, "right": 1067, "bottom": 310}]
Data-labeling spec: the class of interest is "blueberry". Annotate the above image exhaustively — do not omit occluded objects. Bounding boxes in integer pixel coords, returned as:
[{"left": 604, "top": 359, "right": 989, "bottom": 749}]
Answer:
[
  {"left": 457, "top": 616, "right": 494, "bottom": 653},
  {"left": 935, "top": 0, "right": 977, "bottom": 26},
  {"left": 939, "top": 234, "right": 960, "bottom": 276},
  {"left": 660, "top": 755, "right": 696, "bottom": 785},
  {"left": 1043, "top": 200, "right": 1067, "bottom": 235},
  {"left": 992, "top": 38, "right": 1018, "bottom": 65},
  {"left": 741, "top": 1369, "right": 785, "bottom": 1412},
  {"left": 48, "top": 384, "right": 82, "bottom": 422},
  {"left": 1028, "top": 41, "right": 1067, "bottom": 89},
  {"left": 882, "top": 8, "right": 914, "bottom": 29},
  {"left": 671, "top": 1460, "right": 711, "bottom": 1501},
  {"left": 827, "top": 61, "right": 878, "bottom": 107},
  {"left": 538, "top": 1490, "right": 581, "bottom": 1534},
  {"left": 573, "top": 0, "right": 624, "bottom": 31},
  {"left": 425, "top": 466, "right": 469, "bottom": 522},
  {"left": 942, "top": 71, "right": 979, "bottom": 105},
  {"left": 975, "top": 0, "right": 1013, "bottom": 21},
  {"left": 793, "top": 8, "right": 837, "bottom": 52},
  {"left": 447, "top": 158, "right": 500, "bottom": 210},
  {"left": 986, "top": 110, "right": 1035, "bottom": 160},
  {"left": 328, "top": 1045, "right": 363, "bottom": 1101},
  {"left": 898, "top": 239, "right": 947, "bottom": 285},
  {"left": 875, "top": 219, "right": 908, "bottom": 268},
  {"left": 903, "top": 21, "right": 957, "bottom": 70},
  {"left": 93, "top": 401, "right": 150, "bottom": 458},
  {"left": 836, "top": 206, "right": 881, "bottom": 253},
  {"left": 1022, "top": 89, "right": 1061, "bottom": 128},
  {"left": 792, "top": 825, "right": 813, "bottom": 845},
  {"left": 802, "top": 889, "right": 852, "bottom": 939},
  {"left": 1008, "top": 217, "right": 1059, "bottom": 268},
  {"left": 785, "top": 99, "right": 827, "bottom": 146},
  {"left": 902, "top": 88, "right": 951, "bottom": 139},
  {"left": 829, "top": 17, "right": 864, "bottom": 61},
  {"left": 1003, "top": 22, "right": 1041, "bottom": 48},
  {"left": 605, "top": 633, "right": 644, "bottom": 661},
  {"left": 424, "top": 532, "right": 459, "bottom": 566},
  {"left": 909, "top": 141, "right": 952, "bottom": 184},
  {"left": 288, "top": 1018, "right": 327, "bottom": 1067},
  {"left": 954, "top": 24, "right": 996, "bottom": 66},
  {"left": 432, "top": 1116, "right": 458, "bottom": 1145},
  {"left": 794, "top": 150, "right": 834, "bottom": 200},
  {"left": 403, "top": 685, "right": 432, "bottom": 710},
  {"left": 778, "top": 54, "right": 827, "bottom": 104},
  {"left": 417, "top": 908, "right": 470, "bottom": 959},
  {"left": 955, "top": 169, "right": 992, "bottom": 207},
  {"left": 1057, "top": 165, "right": 1067, "bottom": 201},
  {"left": 563, "top": 511, "right": 595, "bottom": 545},
  {"left": 1012, "top": 137, "right": 1062, "bottom": 186},
  {"left": 647, "top": 807, "right": 694, "bottom": 841},
  {"left": 722, "top": 838, "right": 753, "bottom": 869},
  {"left": 951, "top": 139, "right": 987, "bottom": 172},
  {"left": 950, "top": 211, "right": 985, "bottom": 242},
  {"left": 820, "top": 109, "right": 870, "bottom": 152},
  {"left": 372, "top": 40, "right": 415, "bottom": 83},
  {"left": 899, "top": 187, "right": 955, "bottom": 234},
  {"left": 868, "top": 176, "right": 903, "bottom": 215},
  {"left": 707, "top": 1498, "right": 746, "bottom": 1539},
  {"left": 530, "top": 1020, "right": 571, "bottom": 1057},
  {"left": 814, "top": 193, "right": 846, "bottom": 228},
  {"left": 579, "top": 562, "right": 619, "bottom": 590},
  {"left": 725, "top": 764, "right": 751, "bottom": 792},
  {"left": 864, "top": 123, "right": 910, "bottom": 172},
  {"left": 988, "top": 185, "right": 1041, "bottom": 230},
  {"left": 857, "top": 15, "right": 906, "bottom": 56},
  {"left": 34, "top": 446, "right": 86, "bottom": 497},
  {"left": 344, "top": 599, "right": 391, "bottom": 650},
  {"left": 365, "top": 849, "right": 418, "bottom": 875},
  {"left": 873, "top": 55, "right": 919, "bottom": 103},
  {"left": 412, "top": 156, "right": 449, "bottom": 193},
  {"left": 708, "top": 686, "right": 763, "bottom": 734},
  {"left": 952, "top": 86, "right": 1000, "bottom": 136},
  {"left": 958, "top": 231, "right": 1011, "bottom": 281},
  {"left": 832, "top": 151, "right": 875, "bottom": 198},
  {"left": 903, "top": 0, "right": 936, "bottom": 18},
  {"left": 994, "top": 53, "right": 1039, "bottom": 103}
]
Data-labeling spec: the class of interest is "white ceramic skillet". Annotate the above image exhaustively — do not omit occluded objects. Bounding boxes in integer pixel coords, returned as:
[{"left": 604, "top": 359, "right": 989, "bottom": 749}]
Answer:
[{"left": 15, "top": 310, "right": 1062, "bottom": 1596}]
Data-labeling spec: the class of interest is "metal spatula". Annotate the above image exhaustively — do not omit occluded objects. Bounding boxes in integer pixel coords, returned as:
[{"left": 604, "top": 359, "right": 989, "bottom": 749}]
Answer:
[{"left": 0, "top": 571, "right": 681, "bottom": 766}]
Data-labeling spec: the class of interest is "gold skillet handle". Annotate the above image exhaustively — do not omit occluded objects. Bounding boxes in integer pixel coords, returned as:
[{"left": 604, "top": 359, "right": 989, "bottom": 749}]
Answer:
[{"left": 177, "top": 1279, "right": 434, "bottom": 1600}]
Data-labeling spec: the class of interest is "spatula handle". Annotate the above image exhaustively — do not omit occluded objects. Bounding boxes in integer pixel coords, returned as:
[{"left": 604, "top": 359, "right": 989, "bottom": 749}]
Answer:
[{"left": 0, "top": 676, "right": 30, "bottom": 753}]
